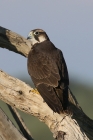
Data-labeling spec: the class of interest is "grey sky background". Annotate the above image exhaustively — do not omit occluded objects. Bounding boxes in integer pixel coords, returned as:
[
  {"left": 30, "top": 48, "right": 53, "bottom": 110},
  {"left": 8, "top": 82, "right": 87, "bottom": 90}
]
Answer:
[{"left": 0, "top": 0, "right": 93, "bottom": 87}]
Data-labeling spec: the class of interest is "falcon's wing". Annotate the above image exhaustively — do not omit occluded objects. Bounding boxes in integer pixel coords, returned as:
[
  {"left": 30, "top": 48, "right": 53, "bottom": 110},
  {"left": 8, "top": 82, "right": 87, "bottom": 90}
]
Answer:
[
  {"left": 28, "top": 42, "right": 62, "bottom": 87},
  {"left": 27, "top": 41, "right": 69, "bottom": 113}
]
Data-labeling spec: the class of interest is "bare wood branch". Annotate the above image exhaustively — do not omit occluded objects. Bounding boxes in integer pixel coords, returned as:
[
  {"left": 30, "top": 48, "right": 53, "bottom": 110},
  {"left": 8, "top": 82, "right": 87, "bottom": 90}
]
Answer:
[
  {"left": 0, "top": 70, "right": 93, "bottom": 140},
  {"left": 7, "top": 105, "right": 33, "bottom": 140},
  {"left": 0, "top": 26, "right": 31, "bottom": 57},
  {"left": 0, "top": 108, "right": 27, "bottom": 140},
  {"left": 0, "top": 26, "right": 93, "bottom": 140}
]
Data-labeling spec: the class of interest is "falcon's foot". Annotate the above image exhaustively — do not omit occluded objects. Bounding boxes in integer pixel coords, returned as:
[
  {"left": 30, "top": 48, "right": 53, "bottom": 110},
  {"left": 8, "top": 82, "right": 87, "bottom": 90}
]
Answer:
[{"left": 31, "top": 88, "right": 40, "bottom": 94}]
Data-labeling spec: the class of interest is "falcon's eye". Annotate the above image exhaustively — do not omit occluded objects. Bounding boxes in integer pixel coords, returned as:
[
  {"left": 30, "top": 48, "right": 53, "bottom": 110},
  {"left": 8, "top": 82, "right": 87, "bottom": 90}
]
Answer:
[{"left": 34, "top": 31, "right": 39, "bottom": 35}]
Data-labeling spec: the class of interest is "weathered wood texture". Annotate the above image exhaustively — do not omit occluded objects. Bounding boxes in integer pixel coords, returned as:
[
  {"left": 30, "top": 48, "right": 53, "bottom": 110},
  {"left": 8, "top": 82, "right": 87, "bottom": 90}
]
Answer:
[
  {"left": 0, "top": 26, "right": 93, "bottom": 140},
  {"left": 0, "top": 26, "right": 31, "bottom": 57},
  {"left": 7, "top": 105, "right": 33, "bottom": 140},
  {"left": 0, "top": 108, "right": 27, "bottom": 140}
]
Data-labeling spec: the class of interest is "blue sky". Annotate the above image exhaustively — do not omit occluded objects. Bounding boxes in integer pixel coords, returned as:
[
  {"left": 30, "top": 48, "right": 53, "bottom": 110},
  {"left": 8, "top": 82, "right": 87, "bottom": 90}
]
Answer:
[{"left": 0, "top": 0, "right": 93, "bottom": 86}]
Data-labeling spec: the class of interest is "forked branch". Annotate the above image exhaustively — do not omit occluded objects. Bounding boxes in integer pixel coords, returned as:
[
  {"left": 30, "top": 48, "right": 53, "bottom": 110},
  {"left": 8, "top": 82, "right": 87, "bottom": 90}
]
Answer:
[{"left": 0, "top": 26, "right": 93, "bottom": 140}]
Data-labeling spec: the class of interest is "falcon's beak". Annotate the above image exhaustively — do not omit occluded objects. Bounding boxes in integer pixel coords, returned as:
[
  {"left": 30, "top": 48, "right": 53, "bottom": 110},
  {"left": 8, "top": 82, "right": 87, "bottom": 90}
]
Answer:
[
  {"left": 27, "top": 32, "right": 32, "bottom": 40},
  {"left": 27, "top": 35, "right": 32, "bottom": 40}
]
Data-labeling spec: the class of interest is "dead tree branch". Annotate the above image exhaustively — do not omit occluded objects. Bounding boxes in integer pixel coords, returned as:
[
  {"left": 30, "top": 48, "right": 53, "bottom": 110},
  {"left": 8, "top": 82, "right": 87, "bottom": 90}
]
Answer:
[
  {"left": 0, "top": 26, "right": 93, "bottom": 140},
  {"left": 0, "top": 107, "right": 27, "bottom": 140},
  {"left": 0, "top": 26, "right": 31, "bottom": 57},
  {"left": 7, "top": 105, "right": 33, "bottom": 140}
]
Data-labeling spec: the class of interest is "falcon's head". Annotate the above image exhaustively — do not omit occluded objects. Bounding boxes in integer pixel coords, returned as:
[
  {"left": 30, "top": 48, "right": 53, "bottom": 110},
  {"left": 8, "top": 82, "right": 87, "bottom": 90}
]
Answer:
[{"left": 27, "top": 29, "right": 50, "bottom": 46}]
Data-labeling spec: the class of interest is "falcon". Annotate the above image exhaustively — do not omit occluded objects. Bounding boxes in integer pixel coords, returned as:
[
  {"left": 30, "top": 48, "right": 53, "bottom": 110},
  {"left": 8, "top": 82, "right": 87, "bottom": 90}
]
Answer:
[{"left": 27, "top": 29, "right": 69, "bottom": 114}]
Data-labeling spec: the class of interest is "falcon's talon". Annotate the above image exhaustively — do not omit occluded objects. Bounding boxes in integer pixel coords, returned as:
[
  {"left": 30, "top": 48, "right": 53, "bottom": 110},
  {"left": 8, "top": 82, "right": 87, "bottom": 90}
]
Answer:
[{"left": 31, "top": 89, "right": 40, "bottom": 94}]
